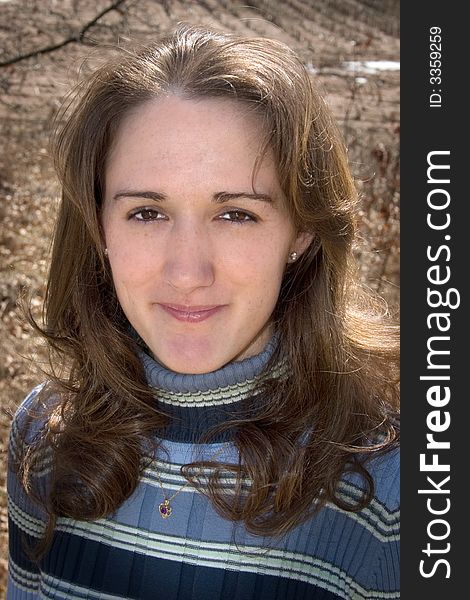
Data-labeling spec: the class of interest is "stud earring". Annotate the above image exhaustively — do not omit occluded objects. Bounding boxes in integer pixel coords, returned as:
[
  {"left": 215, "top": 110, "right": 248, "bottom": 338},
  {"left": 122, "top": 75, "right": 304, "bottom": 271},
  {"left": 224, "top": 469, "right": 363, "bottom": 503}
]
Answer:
[
  {"left": 104, "top": 248, "right": 109, "bottom": 257},
  {"left": 289, "top": 251, "right": 298, "bottom": 262}
]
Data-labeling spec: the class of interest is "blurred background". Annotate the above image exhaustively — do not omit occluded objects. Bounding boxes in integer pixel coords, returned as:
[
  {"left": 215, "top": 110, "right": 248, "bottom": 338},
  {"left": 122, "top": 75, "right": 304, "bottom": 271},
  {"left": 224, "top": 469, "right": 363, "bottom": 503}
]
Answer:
[{"left": 0, "top": 0, "right": 399, "bottom": 591}]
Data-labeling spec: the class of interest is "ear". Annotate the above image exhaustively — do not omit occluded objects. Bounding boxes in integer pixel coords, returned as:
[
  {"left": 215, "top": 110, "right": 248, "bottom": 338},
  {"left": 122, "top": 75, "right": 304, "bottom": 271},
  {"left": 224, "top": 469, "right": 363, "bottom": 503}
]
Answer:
[
  {"left": 98, "top": 206, "right": 109, "bottom": 249},
  {"left": 290, "top": 231, "right": 315, "bottom": 259}
]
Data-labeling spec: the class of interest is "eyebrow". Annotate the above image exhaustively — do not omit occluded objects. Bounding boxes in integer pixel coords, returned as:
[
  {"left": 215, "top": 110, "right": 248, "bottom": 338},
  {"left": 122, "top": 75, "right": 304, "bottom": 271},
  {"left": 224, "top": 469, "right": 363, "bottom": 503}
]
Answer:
[
  {"left": 113, "top": 190, "right": 166, "bottom": 202},
  {"left": 213, "top": 191, "right": 274, "bottom": 204},
  {"left": 112, "top": 190, "right": 274, "bottom": 204}
]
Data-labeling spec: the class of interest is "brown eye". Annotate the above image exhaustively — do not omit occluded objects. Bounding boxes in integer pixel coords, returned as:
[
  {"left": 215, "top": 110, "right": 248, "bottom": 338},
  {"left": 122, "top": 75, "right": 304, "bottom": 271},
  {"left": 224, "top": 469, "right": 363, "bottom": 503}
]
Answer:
[
  {"left": 130, "top": 208, "right": 164, "bottom": 222},
  {"left": 219, "top": 210, "right": 256, "bottom": 224}
]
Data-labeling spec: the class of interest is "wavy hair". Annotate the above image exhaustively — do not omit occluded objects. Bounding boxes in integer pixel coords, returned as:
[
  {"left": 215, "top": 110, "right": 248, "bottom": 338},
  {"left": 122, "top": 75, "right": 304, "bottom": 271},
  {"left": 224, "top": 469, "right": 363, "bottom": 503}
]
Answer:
[{"left": 19, "top": 24, "right": 399, "bottom": 551}]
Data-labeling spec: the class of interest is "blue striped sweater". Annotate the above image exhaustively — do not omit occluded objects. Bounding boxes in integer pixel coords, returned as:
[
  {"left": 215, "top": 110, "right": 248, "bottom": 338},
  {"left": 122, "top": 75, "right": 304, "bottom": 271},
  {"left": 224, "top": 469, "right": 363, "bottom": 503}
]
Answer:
[{"left": 7, "top": 340, "right": 399, "bottom": 599}]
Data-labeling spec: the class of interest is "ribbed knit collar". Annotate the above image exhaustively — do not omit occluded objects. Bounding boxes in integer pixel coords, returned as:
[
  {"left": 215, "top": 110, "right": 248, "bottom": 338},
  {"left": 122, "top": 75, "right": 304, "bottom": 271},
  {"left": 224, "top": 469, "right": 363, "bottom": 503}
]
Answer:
[{"left": 139, "top": 336, "right": 280, "bottom": 442}]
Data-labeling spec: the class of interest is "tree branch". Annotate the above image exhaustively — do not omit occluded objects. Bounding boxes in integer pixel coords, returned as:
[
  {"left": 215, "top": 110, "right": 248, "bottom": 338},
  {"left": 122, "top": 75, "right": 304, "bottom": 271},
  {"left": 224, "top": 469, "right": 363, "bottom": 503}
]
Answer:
[{"left": 0, "top": 0, "right": 127, "bottom": 68}]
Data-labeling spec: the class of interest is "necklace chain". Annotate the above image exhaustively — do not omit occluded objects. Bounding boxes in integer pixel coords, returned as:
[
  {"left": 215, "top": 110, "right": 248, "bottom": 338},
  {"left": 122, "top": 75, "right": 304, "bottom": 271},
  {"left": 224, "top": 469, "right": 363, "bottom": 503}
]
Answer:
[{"left": 156, "top": 444, "right": 229, "bottom": 519}]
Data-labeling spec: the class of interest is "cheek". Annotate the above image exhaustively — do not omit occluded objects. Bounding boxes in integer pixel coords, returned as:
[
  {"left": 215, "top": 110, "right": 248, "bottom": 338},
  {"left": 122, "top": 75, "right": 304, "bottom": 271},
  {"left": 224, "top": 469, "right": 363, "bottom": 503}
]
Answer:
[
  {"left": 109, "top": 245, "right": 160, "bottom": 289},
  {"left": 104, "top": 217, "right": 162, "bottom": 286},
  {"left": 221, "top": 242, "right": 287, "bottom": 293}
]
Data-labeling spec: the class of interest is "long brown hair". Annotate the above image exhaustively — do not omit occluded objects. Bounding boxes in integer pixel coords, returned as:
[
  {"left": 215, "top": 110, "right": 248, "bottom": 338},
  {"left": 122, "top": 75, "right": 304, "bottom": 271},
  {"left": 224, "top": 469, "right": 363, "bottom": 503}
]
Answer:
[{"left": 19, "top": 24, "right": 399, "bottom": 549}]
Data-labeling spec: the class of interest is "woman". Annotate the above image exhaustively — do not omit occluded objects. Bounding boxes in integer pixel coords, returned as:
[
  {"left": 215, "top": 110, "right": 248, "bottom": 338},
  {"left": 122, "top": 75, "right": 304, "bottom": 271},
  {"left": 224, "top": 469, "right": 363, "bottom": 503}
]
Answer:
[{"left": 7, "top": 24, "right": 399, "bottom": 600}]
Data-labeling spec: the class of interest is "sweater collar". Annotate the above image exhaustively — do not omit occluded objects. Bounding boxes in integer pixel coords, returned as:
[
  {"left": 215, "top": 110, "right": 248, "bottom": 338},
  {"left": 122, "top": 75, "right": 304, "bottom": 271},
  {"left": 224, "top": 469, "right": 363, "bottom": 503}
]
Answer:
[
  {"left": 138, "top": 336, "right": 281, "bottom": 442},
  {"left": 140, "top": 334, "right": 279, "bottom": 406}
]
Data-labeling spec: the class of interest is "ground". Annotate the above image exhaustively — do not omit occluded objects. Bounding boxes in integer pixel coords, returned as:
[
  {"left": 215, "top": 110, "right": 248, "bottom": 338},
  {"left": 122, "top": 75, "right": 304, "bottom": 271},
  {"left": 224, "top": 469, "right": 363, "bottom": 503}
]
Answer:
[{"left": 0, "top": 0, "right": 399, "bottom": 594}]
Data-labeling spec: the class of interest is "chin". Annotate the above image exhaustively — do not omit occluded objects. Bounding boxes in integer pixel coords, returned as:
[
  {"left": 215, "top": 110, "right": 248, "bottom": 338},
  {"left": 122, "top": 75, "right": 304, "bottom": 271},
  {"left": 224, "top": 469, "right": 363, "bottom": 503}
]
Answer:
[
  {"left": 151, "top": 343, "right": 232, "bottom": 375},
  {"left": 176, "top": 365, "right": 221, "bottom": 375},
  {"left": 147, "top": 329, "right": 270, "bottom": 374},
  {"left": 159, "top": 356, "right": 229, "bottom": 375}
]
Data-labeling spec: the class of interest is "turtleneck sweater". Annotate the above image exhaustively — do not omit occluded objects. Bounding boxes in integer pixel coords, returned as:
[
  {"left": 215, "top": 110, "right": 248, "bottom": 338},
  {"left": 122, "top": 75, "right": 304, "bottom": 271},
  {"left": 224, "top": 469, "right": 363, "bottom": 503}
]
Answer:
[{"left": 7, "top": 339, "right": 399, "bottom": 600}]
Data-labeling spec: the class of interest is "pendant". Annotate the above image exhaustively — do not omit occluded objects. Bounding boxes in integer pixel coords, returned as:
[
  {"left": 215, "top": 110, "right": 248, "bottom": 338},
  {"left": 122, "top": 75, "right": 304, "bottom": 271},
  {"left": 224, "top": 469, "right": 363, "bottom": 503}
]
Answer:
[{"left": 159, "top": 498, "right": 172, "bottom": 519}]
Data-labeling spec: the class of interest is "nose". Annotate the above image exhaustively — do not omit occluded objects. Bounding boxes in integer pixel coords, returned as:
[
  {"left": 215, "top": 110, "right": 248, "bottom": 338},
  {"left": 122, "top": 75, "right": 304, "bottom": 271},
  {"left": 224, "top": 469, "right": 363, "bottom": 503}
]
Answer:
[{"left": 163, "top": 221, "right": 215, "bottom": 293}]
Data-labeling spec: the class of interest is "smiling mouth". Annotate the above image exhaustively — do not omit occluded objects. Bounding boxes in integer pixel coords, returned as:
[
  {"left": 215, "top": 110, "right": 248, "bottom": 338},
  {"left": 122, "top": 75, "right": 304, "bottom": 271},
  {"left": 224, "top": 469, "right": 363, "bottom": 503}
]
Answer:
[{"left": 158, "top": 304, "right": 225, "bottom": 323}]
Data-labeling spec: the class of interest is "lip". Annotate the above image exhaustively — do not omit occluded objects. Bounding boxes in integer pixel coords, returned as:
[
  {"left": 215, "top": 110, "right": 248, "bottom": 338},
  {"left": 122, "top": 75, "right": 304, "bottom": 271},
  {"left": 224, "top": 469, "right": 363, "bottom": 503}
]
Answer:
[{"left": 158, "top": 303, "right": 225, "bottom": 323}]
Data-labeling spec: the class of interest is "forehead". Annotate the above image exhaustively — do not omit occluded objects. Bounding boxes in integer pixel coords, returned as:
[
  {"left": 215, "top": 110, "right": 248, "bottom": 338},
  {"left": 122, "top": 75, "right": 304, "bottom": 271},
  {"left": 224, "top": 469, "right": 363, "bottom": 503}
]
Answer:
[
  {"left": 105, "top": 96, "right": 279, "bottom": 192},
  {"left": 110, "top": 96, "right": 267, "bottom": 152}
]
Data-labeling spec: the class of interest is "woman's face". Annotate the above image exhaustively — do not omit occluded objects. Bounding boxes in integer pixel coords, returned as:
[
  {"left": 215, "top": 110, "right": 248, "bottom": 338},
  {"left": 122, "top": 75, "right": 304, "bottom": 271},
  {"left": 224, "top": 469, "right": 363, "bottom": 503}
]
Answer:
[{"left": 102, "top": 96, "right": 311, "bottom": 373}]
